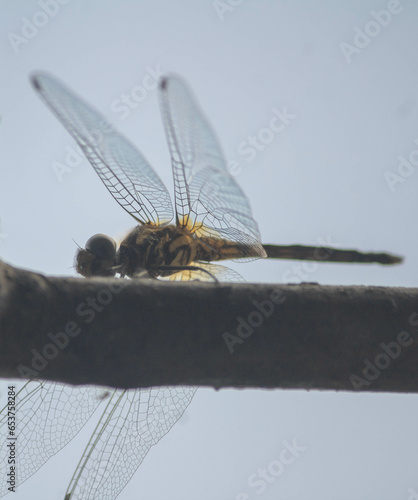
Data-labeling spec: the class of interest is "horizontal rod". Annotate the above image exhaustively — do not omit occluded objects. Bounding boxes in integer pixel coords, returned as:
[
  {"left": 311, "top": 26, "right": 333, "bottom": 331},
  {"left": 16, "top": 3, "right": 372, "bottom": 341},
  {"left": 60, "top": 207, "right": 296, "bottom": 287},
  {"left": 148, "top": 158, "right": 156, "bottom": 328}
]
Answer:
[{"left": 0, "top": 261, "right": 417, "bottom": 393}]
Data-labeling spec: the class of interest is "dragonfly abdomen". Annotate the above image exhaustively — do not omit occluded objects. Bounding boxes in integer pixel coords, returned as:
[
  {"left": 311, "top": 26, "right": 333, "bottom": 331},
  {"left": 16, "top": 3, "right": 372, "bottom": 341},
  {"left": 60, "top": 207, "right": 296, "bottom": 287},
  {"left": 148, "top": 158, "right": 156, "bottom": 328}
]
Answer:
[{"left": 196, "top": 237, "right": 265, "bottom": 262}]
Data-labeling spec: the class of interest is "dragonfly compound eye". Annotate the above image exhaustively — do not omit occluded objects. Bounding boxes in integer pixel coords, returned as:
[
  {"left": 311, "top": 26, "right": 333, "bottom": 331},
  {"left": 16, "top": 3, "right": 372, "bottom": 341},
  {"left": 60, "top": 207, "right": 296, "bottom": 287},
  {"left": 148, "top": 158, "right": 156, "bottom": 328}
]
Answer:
[
  {"left": 85, "top": 234, "right": 117, "bottom": 259},
  {"left": 76, "top": 234, "right": 117, "bottom": 278}
]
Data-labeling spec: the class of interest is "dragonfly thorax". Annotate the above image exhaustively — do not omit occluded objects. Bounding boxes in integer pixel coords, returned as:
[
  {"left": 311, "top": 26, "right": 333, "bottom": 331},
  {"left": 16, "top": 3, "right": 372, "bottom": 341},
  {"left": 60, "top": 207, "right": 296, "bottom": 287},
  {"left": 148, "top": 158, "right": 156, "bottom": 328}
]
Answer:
[{"left": 116, "top": 223, "right": 199, "bottom": 278}]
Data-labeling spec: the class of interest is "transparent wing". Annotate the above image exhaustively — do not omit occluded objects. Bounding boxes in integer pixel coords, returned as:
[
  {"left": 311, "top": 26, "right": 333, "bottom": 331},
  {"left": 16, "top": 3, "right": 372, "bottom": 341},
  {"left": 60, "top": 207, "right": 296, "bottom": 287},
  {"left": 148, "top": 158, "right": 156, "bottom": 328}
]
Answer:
[
  {"left": 31, "top": 72, "right": 173, "bottom": 225},
  {"left": 64, "top": 387, "right": 196, "bottom": 500},
  {"left": 0, "top": 381, "right": 105, "bottom": 496},
  {"left": 162, "top": 262, "right": 245, "bottom": 282},
  {"left": 159, "top": 75, "right": 266, "bottom": 259}
]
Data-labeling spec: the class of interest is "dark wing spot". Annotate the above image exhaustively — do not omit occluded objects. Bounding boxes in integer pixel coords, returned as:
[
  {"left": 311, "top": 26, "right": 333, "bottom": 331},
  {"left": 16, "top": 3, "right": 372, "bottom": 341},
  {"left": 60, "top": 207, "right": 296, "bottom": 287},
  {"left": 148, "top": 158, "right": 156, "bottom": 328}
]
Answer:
[{"left": 31, "top": 74, "right": 42, "bottom": 90}]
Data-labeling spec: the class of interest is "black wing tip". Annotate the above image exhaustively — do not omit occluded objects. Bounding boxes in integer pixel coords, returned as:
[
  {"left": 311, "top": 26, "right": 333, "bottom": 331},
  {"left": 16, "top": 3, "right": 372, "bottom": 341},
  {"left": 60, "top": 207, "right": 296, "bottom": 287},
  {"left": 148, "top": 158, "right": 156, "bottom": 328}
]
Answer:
[
  {"left": 160, "top": 77, "right": 168, "bottom": 91},
  {"left": 160, "top": 74, "right": 184, "bottom": 91},
  {"left": 30, "top": 71, "right": 49, "bottom": 91},
  {"left": 30, "top": 73, "right": 41, "bottom": 90}
]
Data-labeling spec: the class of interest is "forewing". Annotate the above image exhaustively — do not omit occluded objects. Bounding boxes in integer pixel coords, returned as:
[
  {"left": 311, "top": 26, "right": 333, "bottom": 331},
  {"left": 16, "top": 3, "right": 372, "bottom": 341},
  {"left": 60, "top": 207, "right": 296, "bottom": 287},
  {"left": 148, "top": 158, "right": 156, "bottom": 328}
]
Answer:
[
  {"left": 159, "top": 75, "right": 265, "bottom": 258},
  {"left": 31, "top": 72, "right": 173, "bottom": 225},
  {"left": 0, "top": 381, "right": 104, "bottom": 496},
  {"left": 64, "top": 387, "right": 196, "bottom": 500}
]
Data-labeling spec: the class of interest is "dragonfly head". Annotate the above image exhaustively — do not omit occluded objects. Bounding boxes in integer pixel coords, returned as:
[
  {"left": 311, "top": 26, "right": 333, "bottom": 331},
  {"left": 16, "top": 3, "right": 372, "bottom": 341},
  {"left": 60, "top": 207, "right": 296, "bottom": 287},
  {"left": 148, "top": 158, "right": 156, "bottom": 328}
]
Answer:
[{"left": 75, "top": 233, "right": 117, "bottom": 278}]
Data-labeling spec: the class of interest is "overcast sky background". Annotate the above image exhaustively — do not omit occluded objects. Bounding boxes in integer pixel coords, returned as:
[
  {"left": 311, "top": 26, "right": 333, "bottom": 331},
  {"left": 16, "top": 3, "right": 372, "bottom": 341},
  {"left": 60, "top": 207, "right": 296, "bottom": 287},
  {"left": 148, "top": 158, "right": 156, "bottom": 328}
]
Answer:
[{"left": 1, "top": 1, "right": 418, "bottom": 499}]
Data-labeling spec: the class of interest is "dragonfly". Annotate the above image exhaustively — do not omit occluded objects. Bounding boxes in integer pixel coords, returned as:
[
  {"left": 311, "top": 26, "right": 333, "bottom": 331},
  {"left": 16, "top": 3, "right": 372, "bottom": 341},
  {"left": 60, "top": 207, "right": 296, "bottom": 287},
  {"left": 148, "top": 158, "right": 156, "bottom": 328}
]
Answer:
[
  {"left": 1, "top": 72, "right": 402, "bottom": 500},
  {"left": 34, "top": 73, "right": 402, "bottom": 281}
]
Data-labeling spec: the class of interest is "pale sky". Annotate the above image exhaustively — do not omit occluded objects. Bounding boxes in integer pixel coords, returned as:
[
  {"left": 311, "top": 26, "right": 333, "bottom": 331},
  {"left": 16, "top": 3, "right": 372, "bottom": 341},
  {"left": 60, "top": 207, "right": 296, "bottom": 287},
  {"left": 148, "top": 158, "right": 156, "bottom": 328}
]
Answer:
[{"left": 1, "top": 1, "right": 418, "bottom": 499}]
